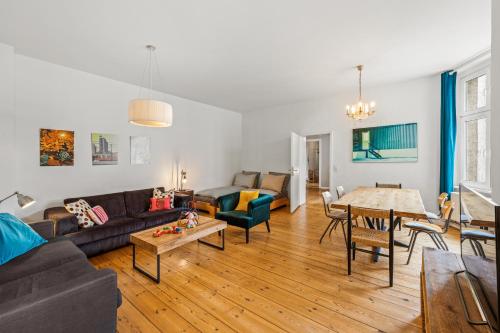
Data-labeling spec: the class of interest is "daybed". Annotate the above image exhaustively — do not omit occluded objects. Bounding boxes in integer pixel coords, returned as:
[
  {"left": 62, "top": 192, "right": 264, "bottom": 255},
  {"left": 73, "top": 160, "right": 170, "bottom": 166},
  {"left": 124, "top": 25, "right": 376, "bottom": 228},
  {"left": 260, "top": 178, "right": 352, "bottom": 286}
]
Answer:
[{"left": 193, "top": 171, "right": 290, "bottom": 216}]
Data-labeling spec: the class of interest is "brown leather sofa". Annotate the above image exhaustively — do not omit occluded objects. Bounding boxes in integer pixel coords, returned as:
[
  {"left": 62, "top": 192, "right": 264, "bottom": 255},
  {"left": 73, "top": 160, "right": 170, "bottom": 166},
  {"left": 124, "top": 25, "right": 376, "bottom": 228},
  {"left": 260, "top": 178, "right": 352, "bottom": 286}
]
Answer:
[{"left": 44, "top": 187, "right": 186, "bottom": 257}]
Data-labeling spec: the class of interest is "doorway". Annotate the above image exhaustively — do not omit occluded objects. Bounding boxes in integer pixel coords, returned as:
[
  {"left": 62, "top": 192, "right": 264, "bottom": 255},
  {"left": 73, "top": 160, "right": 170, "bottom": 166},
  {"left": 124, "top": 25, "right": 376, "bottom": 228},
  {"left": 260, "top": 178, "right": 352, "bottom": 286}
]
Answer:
[
  {"left": 306, "top": 133, "right": 331, "bottom": 191},
  {"left": 306, "top": 139, "right": 320, "bottom": 188},
  {"left": 290, "top": 131, "right": 332, "bottom": 213}
]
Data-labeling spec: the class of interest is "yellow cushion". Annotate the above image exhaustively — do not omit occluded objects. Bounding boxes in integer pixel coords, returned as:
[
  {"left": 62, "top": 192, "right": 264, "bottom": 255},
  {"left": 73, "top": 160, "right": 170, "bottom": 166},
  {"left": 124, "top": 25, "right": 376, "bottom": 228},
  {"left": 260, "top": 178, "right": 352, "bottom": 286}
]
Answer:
[{"left": 235, "top": 190, "right": 260, "bottom": 211}]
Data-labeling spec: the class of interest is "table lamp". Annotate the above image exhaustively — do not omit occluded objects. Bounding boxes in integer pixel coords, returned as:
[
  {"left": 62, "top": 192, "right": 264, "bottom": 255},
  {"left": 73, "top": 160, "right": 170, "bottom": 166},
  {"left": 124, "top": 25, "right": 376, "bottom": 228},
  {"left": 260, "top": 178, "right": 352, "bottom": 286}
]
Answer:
[{"left": 180, "top": 170, "right": 187, "bottom": 190}]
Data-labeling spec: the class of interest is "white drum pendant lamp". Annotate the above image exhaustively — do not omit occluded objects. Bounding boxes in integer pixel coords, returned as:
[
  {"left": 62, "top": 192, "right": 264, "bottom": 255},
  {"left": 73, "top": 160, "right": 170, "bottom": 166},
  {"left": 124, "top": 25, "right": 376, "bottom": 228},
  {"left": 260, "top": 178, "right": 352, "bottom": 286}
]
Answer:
[{"left": 128, "top": 45, "right": 173, "bottom": 128}]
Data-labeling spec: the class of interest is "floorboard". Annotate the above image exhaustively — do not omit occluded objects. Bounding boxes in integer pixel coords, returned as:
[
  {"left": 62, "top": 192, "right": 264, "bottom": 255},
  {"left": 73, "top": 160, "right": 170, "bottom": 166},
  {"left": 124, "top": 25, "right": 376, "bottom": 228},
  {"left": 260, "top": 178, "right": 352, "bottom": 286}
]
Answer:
[{"left": 90, "top": 187, "right": 465, "bottom": 332}]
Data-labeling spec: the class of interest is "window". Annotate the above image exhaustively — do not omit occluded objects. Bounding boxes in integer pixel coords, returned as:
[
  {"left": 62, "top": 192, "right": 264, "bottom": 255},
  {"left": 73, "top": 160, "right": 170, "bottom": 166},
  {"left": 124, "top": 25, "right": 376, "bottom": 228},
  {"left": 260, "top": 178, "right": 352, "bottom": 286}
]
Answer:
[{"left": 459, "top": 65, "right": 491, "bottom": 191}]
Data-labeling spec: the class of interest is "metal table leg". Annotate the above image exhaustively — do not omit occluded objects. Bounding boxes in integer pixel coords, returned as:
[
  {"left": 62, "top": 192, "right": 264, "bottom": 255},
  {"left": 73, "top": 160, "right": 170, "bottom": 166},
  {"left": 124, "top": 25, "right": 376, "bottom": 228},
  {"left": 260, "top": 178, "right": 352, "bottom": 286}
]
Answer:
[
  {"left": 132, "top": 244, "right": 161, "bottom": 283},
  {"left": 198, "top": 229, "right": 225, "bottom": 250}
]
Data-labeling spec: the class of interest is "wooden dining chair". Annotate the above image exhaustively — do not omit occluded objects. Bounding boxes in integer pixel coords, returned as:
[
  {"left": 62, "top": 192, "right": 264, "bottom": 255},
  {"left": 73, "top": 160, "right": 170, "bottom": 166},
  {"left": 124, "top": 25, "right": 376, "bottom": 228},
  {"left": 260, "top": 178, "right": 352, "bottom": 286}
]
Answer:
[
  {"left": 375, "top": 182, "right": 402, "bottom": 189},
  {"left": 347, "top": 205, "right": 395, "bottom": 287},
  {"left": 425, "top": 192, "right": 448, "bottom": 219},
  {"left": 320, "top": 192, "right": 348, "bottom": 244},
  {"left": 336, "top": 186, "right": 346, "bottom": 199},
  {"left": 403, "top": 201, "right": 454, "bottom": 264},
  {"left": 407, "top": 192, "right": 449, "bottom": 236}
]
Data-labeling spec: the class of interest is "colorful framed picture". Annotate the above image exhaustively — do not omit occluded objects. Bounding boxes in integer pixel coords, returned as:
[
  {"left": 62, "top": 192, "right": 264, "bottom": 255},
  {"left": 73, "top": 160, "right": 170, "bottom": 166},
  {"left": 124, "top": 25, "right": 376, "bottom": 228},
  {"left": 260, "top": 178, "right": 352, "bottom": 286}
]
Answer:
[
  {"left": 352, "top": 123, "right": 418, "bottom": 163},
  {"left": 130, "top": 136, "right": 151, "bottom": 165},
  {"left": 40, "top": 129, "right": 75, "bottom": 166},
  {"left": 91, "top": 133, "right": 118, "bottom": 165}
]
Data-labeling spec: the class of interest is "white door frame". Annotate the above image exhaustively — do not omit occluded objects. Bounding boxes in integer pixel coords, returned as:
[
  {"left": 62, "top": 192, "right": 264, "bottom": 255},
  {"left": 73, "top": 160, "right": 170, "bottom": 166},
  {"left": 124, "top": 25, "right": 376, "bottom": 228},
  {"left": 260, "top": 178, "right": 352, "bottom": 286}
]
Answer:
[{"left": 329, "top": 131, "right": 334, "bottom": 194}]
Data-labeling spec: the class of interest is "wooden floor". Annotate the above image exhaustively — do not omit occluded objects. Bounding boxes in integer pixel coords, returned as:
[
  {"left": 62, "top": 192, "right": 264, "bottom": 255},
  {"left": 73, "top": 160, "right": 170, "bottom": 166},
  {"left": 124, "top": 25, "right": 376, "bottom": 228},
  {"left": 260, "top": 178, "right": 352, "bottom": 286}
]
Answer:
[{"left": 91, "top": 188, "right": 464, "bottom": 333}]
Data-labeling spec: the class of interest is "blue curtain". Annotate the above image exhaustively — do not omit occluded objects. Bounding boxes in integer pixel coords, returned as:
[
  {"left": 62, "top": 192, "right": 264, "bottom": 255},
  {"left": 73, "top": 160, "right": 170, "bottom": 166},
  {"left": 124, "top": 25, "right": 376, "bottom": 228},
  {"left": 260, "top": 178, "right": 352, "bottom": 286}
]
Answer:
[{"left": 440, "top": 71, "right": 457, "bottom": 195}]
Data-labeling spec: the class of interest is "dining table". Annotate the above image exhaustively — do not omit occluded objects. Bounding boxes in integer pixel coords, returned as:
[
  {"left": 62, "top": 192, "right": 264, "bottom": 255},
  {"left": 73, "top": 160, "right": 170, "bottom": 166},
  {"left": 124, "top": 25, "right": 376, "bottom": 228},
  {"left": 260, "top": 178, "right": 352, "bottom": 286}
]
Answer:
[{"left": 331, "top": 186, "right": 428, "bottom": 261}]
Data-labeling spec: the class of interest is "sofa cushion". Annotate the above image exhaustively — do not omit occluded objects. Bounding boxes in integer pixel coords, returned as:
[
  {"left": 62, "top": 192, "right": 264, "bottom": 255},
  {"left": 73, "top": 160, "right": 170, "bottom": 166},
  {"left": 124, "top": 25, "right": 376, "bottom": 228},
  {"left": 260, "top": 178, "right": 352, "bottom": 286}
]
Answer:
[
  {"left": 269, "top": 172, "right": 290, "bottom": 196},
  {"left": 235, "top": 190, "right": 259, "bottom": 211},
  {"left": 0, "top": 238, "right": 86, "bottom": 285},
  {"left": 149, "top": 198, "right": 171, "bottom": 212},
  {"left": 66, "top": 217, "right": 144, "bottom": 246},
  {"left": 124, "top": 188, "right": 161, "bottom": 216},
  {"left": 136, "top": 208, "right": 182, "bottom": 228},
  {"left": 153, "top": 188, "right": 175, "bottom": 208},
  {"left": 233, "top": 173, "right": 257, "bottom": 188},
  {"left": 64, "top": 192, "right": 127, "bottom": 219},
  {"left": 92, "top": 205, "right": 109, "bottom": 223},
  {"left": 64, "top": 199, "right": 94, "bottom": 228},
  {"left": 260, "top": 174, "right": 286, "bottom": 193},
  {"left": 0, "top": 257, "right": 95, "bottom": 304},
  {"left": 0, "top": 213, "right": 48, "bottom": 266},
  {"left": 242, "top": 170, "right": 261, "bottom": 188}
]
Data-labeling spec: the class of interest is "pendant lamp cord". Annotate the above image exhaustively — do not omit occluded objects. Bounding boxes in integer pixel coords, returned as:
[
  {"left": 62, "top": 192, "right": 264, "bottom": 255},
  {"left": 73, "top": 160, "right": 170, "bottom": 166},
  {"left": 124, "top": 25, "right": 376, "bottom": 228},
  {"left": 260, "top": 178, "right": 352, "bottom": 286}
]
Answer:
[
  {"left": 135, "top": 45, "right": 164, "bottom": 101},
  {"left": 149, "top": 46, "right": 153, "bottom": 99},
  {"left": 358, "top": 66, "right": 362, "bottom": 101}
]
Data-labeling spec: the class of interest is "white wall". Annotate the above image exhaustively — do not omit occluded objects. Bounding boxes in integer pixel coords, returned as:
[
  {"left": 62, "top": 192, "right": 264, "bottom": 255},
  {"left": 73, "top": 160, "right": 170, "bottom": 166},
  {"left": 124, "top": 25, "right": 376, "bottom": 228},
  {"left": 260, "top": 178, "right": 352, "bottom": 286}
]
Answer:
[
  {"left": 492, "top": 1, "right": 500, "bottom": 203},
  {"left": 8, "top": 51, "right": 242, "bottom": 220},
  {"left": 242, "top": 76, "right": 440, "bottom": 210},
  {"left": 0, "top": 44, "right": 16, "bottom": 213}
]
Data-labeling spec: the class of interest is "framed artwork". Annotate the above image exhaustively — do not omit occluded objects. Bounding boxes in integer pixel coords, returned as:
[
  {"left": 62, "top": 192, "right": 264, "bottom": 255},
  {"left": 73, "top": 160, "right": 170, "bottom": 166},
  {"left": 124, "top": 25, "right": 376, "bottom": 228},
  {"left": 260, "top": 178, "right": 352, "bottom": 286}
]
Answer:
[
  {"left": 91, "top": 133, "right": 118, "bottom": 165},
  {"left": 130, "top": 136, "right": 151, "bottom": 165},
  {"left": 40, "top": 129, "right": 74, "bottom": 166},
  {"left": 352, "top": 122, "right": 418, "bottom": 163}
]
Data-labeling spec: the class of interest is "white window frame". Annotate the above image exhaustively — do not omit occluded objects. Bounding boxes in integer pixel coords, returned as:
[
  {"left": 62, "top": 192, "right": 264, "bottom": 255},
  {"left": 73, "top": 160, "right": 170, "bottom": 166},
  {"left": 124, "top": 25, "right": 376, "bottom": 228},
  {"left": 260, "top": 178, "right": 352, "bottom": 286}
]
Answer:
[{"left": 457, "top": 64, "right": 491, "bottom": 192}]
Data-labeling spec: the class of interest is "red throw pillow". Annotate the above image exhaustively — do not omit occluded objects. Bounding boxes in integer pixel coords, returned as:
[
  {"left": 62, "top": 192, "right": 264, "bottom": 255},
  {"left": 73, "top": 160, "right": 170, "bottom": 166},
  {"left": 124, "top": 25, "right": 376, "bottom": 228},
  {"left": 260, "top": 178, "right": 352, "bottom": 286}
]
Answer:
[{"left": 149, "top": 197, "right": 171, "bottom": 212}]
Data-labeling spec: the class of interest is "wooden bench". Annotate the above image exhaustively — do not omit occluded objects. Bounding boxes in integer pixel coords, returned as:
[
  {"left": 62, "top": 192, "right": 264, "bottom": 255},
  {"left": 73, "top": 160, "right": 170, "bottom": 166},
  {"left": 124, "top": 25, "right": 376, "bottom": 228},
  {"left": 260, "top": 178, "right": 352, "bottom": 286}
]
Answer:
[{"left": 421, "top": 247, "right": 491, "bottom": 332}]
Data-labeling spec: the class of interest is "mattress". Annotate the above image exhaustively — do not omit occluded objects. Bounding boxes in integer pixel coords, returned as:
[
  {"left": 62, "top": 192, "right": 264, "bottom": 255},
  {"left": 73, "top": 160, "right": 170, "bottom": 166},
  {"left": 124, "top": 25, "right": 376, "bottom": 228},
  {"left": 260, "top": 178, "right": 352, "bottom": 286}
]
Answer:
[
  {"left": 194, "top": 186, "right": 246, "bottom": 206},
  {"left": 195, "top": 186, "right": 285, "bottom": 206},
  {"left": 257, "top": 189, "right": 284, "bottom": 199}
]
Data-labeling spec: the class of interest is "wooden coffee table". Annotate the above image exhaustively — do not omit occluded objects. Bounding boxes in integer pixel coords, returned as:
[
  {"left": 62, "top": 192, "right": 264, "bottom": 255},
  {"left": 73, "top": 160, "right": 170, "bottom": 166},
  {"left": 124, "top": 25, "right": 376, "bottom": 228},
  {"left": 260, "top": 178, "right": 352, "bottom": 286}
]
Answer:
[{"left": 129, "top": 216, "right": 227, "bottom": 283}]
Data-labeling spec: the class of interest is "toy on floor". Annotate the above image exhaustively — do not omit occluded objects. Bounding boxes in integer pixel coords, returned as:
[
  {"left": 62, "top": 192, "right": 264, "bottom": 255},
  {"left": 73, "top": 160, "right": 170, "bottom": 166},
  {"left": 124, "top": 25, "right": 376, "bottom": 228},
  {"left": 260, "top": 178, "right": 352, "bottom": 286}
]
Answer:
[{"left": 152, "top": 225, "right": 184, "bottom": 237}]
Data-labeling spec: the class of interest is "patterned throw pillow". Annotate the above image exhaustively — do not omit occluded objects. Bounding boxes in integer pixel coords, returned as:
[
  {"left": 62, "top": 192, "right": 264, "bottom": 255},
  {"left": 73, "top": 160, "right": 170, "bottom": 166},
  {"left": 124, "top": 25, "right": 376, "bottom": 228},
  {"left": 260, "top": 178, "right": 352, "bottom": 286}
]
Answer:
[
  {"left": 153, "top": 188, "right": 175, "bottom": 208},
  {"left": 64, "top": 199, "right": 94, "bottom": 229},
  {"left": 92, "top": 206, "right": 109, "bottom": 223},
  {"left": 86, "top": 209, "right": 103, "bottom": 225}
]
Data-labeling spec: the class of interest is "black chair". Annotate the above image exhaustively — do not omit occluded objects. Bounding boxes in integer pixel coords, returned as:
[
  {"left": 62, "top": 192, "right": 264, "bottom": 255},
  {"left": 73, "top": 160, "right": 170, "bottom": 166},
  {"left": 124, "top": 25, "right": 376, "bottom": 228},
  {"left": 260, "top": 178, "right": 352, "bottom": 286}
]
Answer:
[
  {"left": 347, "top": 205, "right": 395, "bottom": 287},
  {"left": 375, "top": 183, "right": 402, "bottom": 189}
]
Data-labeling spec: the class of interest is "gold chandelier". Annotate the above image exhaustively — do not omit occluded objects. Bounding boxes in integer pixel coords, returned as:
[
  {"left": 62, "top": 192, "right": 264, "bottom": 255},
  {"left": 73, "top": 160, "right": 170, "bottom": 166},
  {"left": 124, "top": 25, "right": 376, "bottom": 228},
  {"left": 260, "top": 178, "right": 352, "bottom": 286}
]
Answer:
[{"left": 346, "top": 65, "right": 375, "bottom": 120}]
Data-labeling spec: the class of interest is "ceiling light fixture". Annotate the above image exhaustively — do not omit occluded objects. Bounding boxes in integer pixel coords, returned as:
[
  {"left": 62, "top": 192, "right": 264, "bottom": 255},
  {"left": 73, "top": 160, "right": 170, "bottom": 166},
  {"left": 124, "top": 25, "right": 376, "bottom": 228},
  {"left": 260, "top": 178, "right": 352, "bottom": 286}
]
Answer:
[
  {"left": 128, "top": 45, "right": 173, "bottom": 128},
  {"left": 346, "top": 65, "right": 375, "bottom": 120}
]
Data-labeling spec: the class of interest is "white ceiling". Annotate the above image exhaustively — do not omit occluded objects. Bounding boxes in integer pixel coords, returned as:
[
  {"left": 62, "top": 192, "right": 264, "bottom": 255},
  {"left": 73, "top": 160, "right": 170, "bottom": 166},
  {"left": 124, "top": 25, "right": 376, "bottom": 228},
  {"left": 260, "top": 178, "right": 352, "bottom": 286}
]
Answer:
[{"left": 0, "top": 0, "right": 491, "bottom": 112}]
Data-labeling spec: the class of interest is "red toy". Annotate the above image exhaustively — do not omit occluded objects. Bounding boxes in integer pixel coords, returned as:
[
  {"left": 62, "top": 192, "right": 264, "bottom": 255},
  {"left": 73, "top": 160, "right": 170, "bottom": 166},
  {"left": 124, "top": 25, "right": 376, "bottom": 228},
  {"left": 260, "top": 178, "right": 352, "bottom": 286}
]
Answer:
[{"left": 152, "top": 226, "right": 184, "bottom": 237}]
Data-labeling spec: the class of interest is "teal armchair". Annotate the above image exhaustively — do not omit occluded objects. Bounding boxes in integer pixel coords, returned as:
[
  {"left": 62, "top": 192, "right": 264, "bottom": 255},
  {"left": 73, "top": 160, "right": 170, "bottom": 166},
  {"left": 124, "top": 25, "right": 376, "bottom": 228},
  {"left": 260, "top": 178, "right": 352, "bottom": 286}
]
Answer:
[{"left": 215, "top": 193, "right": 273, "bottom": 243}]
